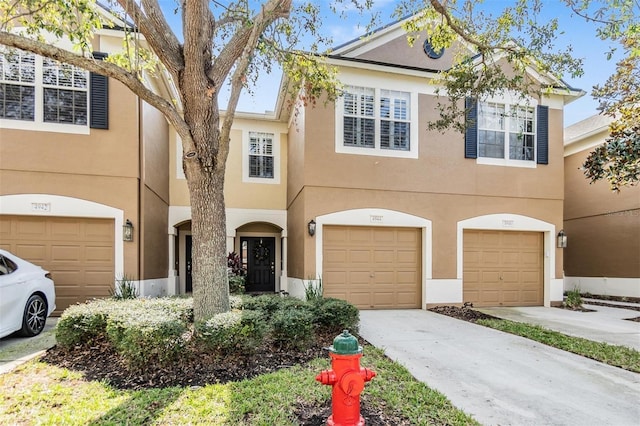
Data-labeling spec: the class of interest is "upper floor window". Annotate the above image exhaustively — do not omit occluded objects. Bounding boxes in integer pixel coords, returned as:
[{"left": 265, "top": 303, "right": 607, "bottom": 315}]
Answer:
[
  {"left": 465, "top": 97, "right": 549, "bottom": 167},
  {"left": 0, "top": 47, "right": 107, "bottom": 134},
  {"left": 248, "top": 132, "right": 274, "bottom": 179},
  {"left": 242, "top": 128, "right": 280, "bottom": 184},
  {"left": 478, "top": 102, "right": 535, "bottom": 161},
  {"left": 337, "top": 85, "right": 417, "bottom": 159}
]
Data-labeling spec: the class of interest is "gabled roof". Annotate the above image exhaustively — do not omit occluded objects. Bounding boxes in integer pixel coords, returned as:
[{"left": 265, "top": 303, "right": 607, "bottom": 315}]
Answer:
[{"left": 327, "top": 13, "right": 584, "bottom": 102}]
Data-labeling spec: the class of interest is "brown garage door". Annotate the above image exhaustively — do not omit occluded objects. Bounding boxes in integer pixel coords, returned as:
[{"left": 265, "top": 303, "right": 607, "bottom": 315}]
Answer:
[
  {"left": 323, "top": 225, "right": 421, "bottom": 309},
  {"left": 0, "top": 215, "right": 115, "bottom": 314},
  {"left": 463, "top": 230, "right": 543, "bottom": 307}
]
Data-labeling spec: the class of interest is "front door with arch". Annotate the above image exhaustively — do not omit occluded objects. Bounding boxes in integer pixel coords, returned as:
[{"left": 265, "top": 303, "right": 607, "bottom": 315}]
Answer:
[{"left": 241, "top": 237, "right": 276, "bottom": 293}]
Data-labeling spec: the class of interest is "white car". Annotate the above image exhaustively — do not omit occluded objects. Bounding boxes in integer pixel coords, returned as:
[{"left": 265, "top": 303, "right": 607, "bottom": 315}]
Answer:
[{"left": 0, "top": 249, "right": 56, "bottom": 338}]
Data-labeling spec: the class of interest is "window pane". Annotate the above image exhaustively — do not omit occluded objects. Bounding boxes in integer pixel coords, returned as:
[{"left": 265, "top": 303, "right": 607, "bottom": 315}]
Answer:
[
  {"left": 0, "top": 83, "right": 35, "bottom": 121},
  {"left": 479, "top": 130, "right": 505, "bottom": 158},
  {"left": 509, "top": 133, "right": 535, "bottom": 161},
  {"left": 344, "top": 117, "right": 374, "bottom": 148},
  {"left": 248, "top": 132, "right": 275, "bottom": 179},
  {"left": 381, "top": 121, "right": 410, "bottom": 151}
]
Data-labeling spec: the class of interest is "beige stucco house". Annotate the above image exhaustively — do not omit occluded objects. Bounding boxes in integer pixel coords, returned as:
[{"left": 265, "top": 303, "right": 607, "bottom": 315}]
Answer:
[
  {"left": 563, "top": 115, "right": 640, "bottom": 298},
  {"left": 1, "top": 15, "right": 584, "bottom": 312}
]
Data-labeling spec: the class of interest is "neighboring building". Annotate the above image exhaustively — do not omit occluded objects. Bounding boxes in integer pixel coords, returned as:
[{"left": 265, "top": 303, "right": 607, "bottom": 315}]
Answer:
[
  {"left": 563, "top": 115, "right": 640, "bottom": 298},
  {"left": 0, "top": 13, "right": 176, "bottom": 313},
  {"left": 1, "top": 14, "right": 583, "bottom": 312}
]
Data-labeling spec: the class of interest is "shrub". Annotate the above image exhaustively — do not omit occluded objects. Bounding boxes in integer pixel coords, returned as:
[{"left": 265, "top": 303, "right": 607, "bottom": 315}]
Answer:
[
  {"left": 303, "top": 277, "right": 323, "bottom": 302},
  {"left": 311, "top": 298, "right": 359, "bottom": 334},
  {"left": 241, "top": 294, "right": 284, "bottom": 319},
  {"left": 564, "top": 286, "right": 583, "bottom": 309},
  {"left": 56, "top": 300, "right": 113, "bottom": 347},
  {"left": 56, "top": 297, "right": 193, "bottom": 353},
  {"left": 229, "top": 295, "right": 244, "bottom": 310},
  {"left": 278, "top": 296, "right": 313, "bottom": 311},
  {"left": 110, "top": 275, "right": 138, "bottom": 300},
  {"left": 270, "top": 308, "right": 314, "bottom": 349},
  {"left": 106, "top": 309, "right": 188, "bottom": 368},
  {"left": 229, "top": 275, "right": 246, "bottom": 294},
  {"left": 196, "top": 310, "right": 267, "bottom": 353}
]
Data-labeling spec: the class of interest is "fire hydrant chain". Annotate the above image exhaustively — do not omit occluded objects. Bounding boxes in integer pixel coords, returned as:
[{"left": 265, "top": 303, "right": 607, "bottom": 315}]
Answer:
[{"left": 316, "top": 330, "right": 376, "bottom": 426}]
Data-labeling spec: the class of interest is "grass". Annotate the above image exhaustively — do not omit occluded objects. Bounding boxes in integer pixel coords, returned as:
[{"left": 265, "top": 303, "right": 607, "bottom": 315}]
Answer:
[
  {"left": 0, "top": 347, "right": 479, "bottom": 425},
  {"left": 477, "top": 318, "right": 640, "bottom": 373}
]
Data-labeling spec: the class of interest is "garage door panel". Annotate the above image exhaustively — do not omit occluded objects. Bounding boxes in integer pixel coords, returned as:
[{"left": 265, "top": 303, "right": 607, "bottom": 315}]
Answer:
[
  {"left": 51, "top": 245, "right": 83, "bottom": 262},
  {"left": 373, "top": 249, "right": 394, "bottom": 263},
  {"left": 464, "top": 230, "right": 542, "bottom": 307},
  {"left": 373, "top": 229, "right": 395, "bottom": 243},
  {"left": 51, "top": 221, "right": 82, "bottom": 239},
  {"left": 350, "top": 250, "right": 372, "bottom": 263},
  {"left": 13, "top": 244, "right": 48, "bottom": 261},
  {"left": 85, "top": 246, "right": 114, "bottom": 263},
  {"left": 397, "top": 249, "right": 418, "bottom": 264},
  {"left": 324, "top": 249, "right": 347, "bottom": 264},
  {"left": 0, "top": 215, "right": 115, "bottom": 315},
  {"left": 323, "top": 225, "right": 421, "bottom": 309}
]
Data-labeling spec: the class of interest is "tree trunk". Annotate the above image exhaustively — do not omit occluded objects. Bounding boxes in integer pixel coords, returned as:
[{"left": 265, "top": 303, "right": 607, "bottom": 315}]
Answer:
[{"left": 188, "top": 164, "right": 230, "bottom": 321}]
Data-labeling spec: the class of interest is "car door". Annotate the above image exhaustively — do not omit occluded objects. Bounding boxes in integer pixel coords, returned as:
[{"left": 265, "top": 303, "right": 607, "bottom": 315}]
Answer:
[{"left": 0, "top": 255, "right": 24, "bottom": 337}]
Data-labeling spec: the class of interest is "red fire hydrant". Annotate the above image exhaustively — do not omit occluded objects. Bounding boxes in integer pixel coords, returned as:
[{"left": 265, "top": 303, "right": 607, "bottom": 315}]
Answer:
[{"left": 316, "top": 330, "right": 376, "bottom": 426}]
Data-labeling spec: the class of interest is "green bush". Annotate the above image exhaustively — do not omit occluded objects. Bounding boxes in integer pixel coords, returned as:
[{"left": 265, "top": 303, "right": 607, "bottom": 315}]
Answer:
[
  {"left": 56, "top": 298, "right": 193, "bottom": 355},
  {"left": 106, "top": 309, "right": 188, "bottom": 368},
  {"left": 278, "top": 296, "right": 313, "bottom": 311},
  {"left": 241, "top": 294, "right": 284, "bottom": 319},
  {"left": 229, "top": 275, "right": 246, "bottom": 294},
  {"left": 229, "top": 295, "right": 244, "bottom": 310},
  {"left": 564, "top": 286, "right": 583, "bottom": 309},
  {"left": 270, "top": 308, "right": 314, "bottom": 349},
  {"left": 196, "top": 310, "right": 267, "bottom": 353},
  {"left": 311, "top": 298, "right": 359, "bottom": 334},
  {"left": 56, "top": 299, "right": 121, "bottom": 347}
]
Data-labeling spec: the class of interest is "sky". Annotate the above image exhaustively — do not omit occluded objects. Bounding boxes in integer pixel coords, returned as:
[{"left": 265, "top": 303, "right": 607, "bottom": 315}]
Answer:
[{"left": 160, "top": 0, "right": 621, "bottom": 127}]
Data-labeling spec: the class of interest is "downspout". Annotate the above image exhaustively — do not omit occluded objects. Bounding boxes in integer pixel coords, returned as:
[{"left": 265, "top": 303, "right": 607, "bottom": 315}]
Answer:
[{"left": 138, "top": 96, "right": 144, "bottom": 282}]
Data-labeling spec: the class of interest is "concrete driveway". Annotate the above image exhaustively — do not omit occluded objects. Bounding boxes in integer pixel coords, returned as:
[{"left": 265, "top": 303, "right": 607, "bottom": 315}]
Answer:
[
  {"left": 359, "top": 310, "right": 640, "bottom": 426},
  {"left": 0, "top": 318, "right": 57, "bottom": 374},
  {"left": 479, "top": 304, "right": 640, "bottom": 350}
]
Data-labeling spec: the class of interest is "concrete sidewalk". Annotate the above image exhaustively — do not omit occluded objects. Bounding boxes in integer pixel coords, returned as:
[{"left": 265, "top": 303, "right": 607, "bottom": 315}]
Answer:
[
  {"left": 478, "top": 304, "right": 640, "bottom": 350},
  {"left": 359, "top": 310, "right": 640, "bottom": 426}
]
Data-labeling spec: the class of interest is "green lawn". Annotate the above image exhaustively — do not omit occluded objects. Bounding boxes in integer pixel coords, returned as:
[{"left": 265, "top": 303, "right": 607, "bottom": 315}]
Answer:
[
  {"left": 0, "top": 346, "right": 479, "bottom": 425},
  {"left": 477, "top": 318, "right": 640, "bottom": 373}
]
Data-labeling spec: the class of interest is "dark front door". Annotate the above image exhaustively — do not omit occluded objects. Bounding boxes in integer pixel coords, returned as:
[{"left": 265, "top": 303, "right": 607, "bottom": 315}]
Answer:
[
  {"left": 186, "top": 235, "right": 193, "bottom": 293},
  {"left": 242, "top": 237, "right": 276, "bottom": 293}
]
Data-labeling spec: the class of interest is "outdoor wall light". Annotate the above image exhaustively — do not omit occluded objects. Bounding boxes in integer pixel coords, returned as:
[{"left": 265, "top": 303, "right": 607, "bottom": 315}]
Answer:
[
  {"left": 308, "top": 219, "right": 316, "bottom": 237},
  {"left": 123, "top": 219, "right": 134, "bottom": 242},
  {"left": 557, "top": 229, "right": 567, "bottom": 248}
]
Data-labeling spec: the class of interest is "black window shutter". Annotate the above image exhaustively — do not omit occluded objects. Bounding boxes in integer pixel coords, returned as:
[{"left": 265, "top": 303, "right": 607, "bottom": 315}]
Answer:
[
  {"left": 536, "top": 105, "right": 549, "bottom": 164},
  {"left": 464, "top": 97, "right": 478, "bottom": 159},
  {"left": 90, "top": 52, "right": 109, "bottom": 129}
]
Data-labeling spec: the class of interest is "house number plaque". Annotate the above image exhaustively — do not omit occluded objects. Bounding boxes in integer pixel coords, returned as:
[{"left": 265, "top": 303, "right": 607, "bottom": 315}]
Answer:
[
  {"left": 370, "top": 215, "right": 384, "bottom": 223},
  {"left": 31, "top": 202, "right": 51, "bottom": 212}
]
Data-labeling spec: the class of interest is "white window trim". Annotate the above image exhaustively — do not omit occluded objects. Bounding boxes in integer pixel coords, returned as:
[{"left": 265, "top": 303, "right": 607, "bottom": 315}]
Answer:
[
  {"left": 335, "top": 86, "right": 419, "bottom": 159},
  {"left": 1, "top": 51, "right": 90, "bottom": 135},
  {"left": 476, "top": 92, "right": 538, "bottom": 169},
  {"left": 242, "top": 129, "right": 281, "bottom": 184}
]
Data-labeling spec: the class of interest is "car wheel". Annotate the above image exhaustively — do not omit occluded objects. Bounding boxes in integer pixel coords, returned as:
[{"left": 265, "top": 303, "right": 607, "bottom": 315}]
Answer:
[{"left": 20, "top": 294, "right": 47, "bottom": 337}]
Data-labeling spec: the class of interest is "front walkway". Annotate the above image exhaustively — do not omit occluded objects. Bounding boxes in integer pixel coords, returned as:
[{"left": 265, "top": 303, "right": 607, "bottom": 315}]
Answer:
[
  {"left": 479, "top": 304, "right": 640, "bottom": 350},
  {"left": 358, "top": 310, "right": 640, "bottom": 426}
]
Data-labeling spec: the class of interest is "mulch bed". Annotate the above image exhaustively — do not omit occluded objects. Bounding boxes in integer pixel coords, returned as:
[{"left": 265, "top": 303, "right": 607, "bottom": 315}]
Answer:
[{"left": 427, "top": 305, "right": 501, "bottom": 323}]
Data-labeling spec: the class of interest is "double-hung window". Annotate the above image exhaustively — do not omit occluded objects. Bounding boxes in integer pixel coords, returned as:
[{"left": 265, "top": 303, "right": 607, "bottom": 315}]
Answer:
[
  {"left": 248, "top": 132, "right": 274, "bottom": 179},
  {"left": 0, "top": 47, "right": 107, "bottom": 133},
  {"left": 478, "top": 102, "right": 535, "bottom": 161},
  {"left": 338, "top": 85, "right": 416, "bottom": 158},
  {"left": 466, "top": 97, "right": 548, "bottom": 167}
]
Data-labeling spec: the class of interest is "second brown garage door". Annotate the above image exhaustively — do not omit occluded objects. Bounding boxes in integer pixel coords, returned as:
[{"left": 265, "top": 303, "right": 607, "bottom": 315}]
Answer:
[
  {"left": 323, "top": 225, "right": 421, "bottom": 309},
  {"left": 463, "top": 230, "right": 543, "bottom": 307},
  {"left": 0, "top": 215, "right": 115, "bottom": 314}
]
